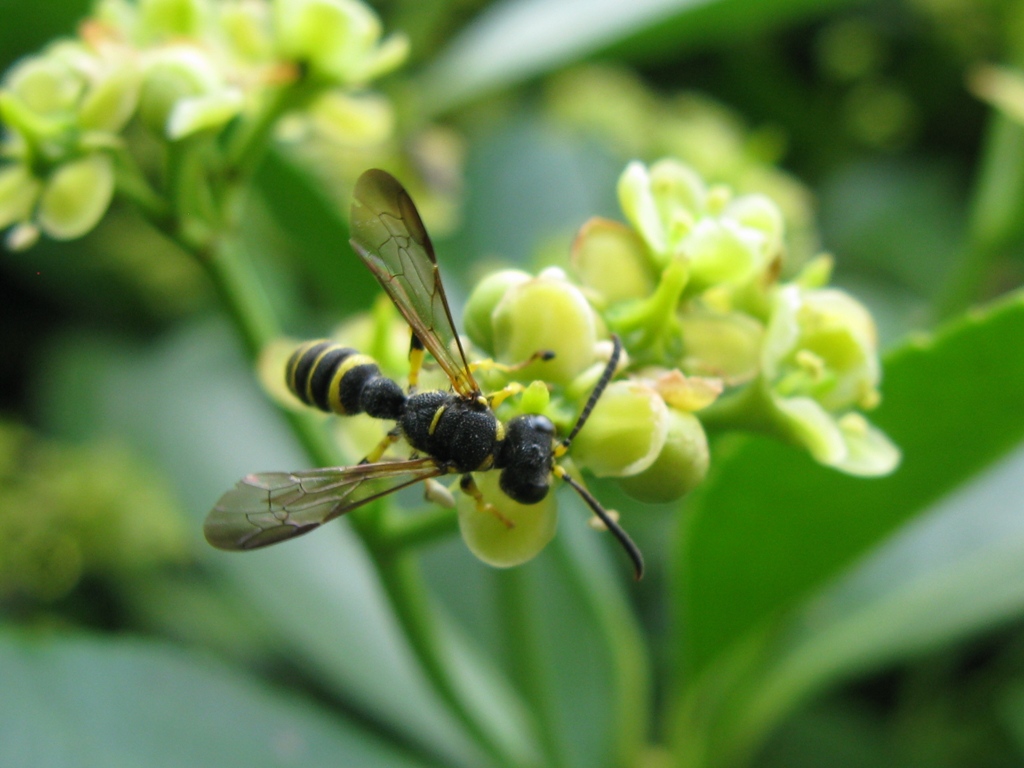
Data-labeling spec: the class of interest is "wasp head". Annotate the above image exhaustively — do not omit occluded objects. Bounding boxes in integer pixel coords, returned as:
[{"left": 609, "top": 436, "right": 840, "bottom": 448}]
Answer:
[{"left": 497, "top": 414, "right": 555, "bottom": 505}]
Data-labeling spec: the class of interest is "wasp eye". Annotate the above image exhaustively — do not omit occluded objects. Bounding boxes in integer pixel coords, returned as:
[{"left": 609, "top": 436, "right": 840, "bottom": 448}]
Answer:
[{"left": 499, "top": 469, "right": 549, "bottom": 505}]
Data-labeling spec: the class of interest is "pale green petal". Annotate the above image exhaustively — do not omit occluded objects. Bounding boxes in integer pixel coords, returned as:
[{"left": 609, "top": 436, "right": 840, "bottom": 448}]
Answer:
[
  {"left": 570, "top": 217, "right": 654, "bottom": 304},
  {"left": 140, "top": 0, "right": 211, "bottom": 38},
  {"left": 683, "top": 217, "right": 766, "bottom": 288},
  {"left": 0, "top": 165, "right": 42, "bottom": 229},
  {"left": 37, "top": 154, "right": 115, "bottom": 240},
  {"left": 833, "top": 413, "right": 902, "bottom": 476},
  {"left": 617, "top": 161, "right": 666, "bottom": 256},
  {"left": 78, "top": 66, "right": 142, "bottom": 133},
  {"left": 166, "top": 88, "right": 244, "bottom": 139},
  {"left": 352, "top": 32, "right": 409, "bottom": 82},
  {"left": 458, "top": 471, "right": 557, "bottom": 568},
  {"left": 772, "top": 394, "right": 847, "bottom": 467},
  {"left": 725, "top": 193, "right": 784, "bottom": 253},
  {"left": 761, "top": 285, "right": 802, "bottom": 380},
  {"left": 648, "top": 158, "right": 707, "bottom": 221}
]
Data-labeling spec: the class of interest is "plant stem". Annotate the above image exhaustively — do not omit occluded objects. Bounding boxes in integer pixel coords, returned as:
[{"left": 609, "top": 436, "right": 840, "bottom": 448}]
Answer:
[
  {"left": 935, "top": 113, "right": 1024, "bottom": 320},
  {"left": 194, "top": 231, "right": 520, "bottom": 768},
  {"left": 378, "top": 505, "right": 460, "bottom": 554},
  {"left": 495, "top": 567, "right": 565, "bottom": 768}
]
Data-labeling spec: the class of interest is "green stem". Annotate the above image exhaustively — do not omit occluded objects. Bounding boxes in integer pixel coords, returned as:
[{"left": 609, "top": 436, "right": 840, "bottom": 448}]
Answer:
[
  {"left": 552, "top": 520, "right": 650, "bottom": 768},
  {"left": 194, "top": 231, "right": 520, "bottom": 767},
  {"left": 378, "top": 505, "right": 460, "bottom": 554},
  {"left": 225, "top": 76, "right": 317, "bottom": 174},
  {"left": 113, "top": 149, "right": 171, "bottom": 225},
  {"left": 367, "top": 543, "right": 519, "bottom": 768},
  {"left": 495, "top": 568, "right": 565, "bottom": 768},
  {"left": 935, "top": 113, "right": 1024, "bottom": 320}
]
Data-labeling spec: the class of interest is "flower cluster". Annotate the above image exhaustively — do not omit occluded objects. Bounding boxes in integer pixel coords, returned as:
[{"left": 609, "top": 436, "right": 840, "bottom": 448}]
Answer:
[
  {"left": 0, "top": 420, "right": 186, "bottom": 603},
  {"left": 0, "top": 0, "right": 406, "bottom": 249},
  {"left": 546, "top": 65, "right": 818, "bottom": 266},
  {"left": 466, "top": 159, "right": 900, "bottom": 524}
]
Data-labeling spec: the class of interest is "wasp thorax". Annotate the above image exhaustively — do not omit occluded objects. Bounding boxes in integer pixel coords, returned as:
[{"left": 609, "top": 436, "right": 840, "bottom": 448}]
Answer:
[
  {"left": 497, "top": 414, "right": 555, "bottom": 505},
  {"left": 401, "top": 393, "right": 499, "bottom": 473}
]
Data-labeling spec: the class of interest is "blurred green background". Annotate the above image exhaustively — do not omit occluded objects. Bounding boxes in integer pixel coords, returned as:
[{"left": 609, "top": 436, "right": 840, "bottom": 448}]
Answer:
[{"left": 4, "top": 1, "right": 1024, "bottom": 767}]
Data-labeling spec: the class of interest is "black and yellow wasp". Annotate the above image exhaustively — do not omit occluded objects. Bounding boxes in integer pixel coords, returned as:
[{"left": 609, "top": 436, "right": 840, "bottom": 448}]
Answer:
[{"left": 204, "top": 169, "right": 644, "bottom": 578}]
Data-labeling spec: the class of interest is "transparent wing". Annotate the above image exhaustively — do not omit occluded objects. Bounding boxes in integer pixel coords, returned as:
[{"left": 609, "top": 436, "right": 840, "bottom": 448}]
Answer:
[
  {"left": 350, "top": 168, "right": 479, "bottom": 397},
  {"left": 204, "top": 457, "right": 447, "bottom": 551}
]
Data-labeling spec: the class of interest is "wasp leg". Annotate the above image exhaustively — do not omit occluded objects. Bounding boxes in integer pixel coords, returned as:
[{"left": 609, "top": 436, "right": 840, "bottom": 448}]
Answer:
[
  {"left": 470, "top": 349, "right": 555, "bottom": 377},
  {"left": 459, "top": 474, "right": 514, "bottom": 528},
  {"left": 486, "top": 381, "right": 526, "bottom": 410},
  {"left": 359, "top": 426, "right": 403, "bottom": 465},
  {"left": 407, "top": 332, "right": 427, "bottom": 393}
]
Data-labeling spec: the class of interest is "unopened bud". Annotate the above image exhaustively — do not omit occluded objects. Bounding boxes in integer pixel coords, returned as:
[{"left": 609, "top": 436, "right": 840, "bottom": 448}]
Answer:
[
  {"left": 491, "top": 273, "right": 598, "bottom": 385},
  {"left": 617, "top": 410, "right": 709, "bottom": 502},
  {"left": 571, "top": 380, "right": 668, "bottom": 478},
  {"left": 457, "top": 472, "right": 557, "bottom": 567}
]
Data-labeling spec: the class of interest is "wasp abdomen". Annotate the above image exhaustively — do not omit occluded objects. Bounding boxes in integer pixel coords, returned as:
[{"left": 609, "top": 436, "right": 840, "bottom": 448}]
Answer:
[{"left": 286, "top": 340, "right": 406, "bottom": 420}]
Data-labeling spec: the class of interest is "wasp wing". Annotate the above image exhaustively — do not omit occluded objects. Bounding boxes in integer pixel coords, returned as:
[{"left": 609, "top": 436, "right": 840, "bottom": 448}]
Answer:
[
  {"left": 350, "top": 169, "right": 479, "bottom": 397},
  {"left": 204, "top": 457, "right": 447, "bottom": 551}
]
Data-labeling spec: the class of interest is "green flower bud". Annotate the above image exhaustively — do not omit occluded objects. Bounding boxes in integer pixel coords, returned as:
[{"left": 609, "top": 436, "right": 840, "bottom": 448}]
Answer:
[
  {"left": 457, "top": 472, "right": 557, "bottom": 568},
  {"left": 491, "top": 270, "right": 598, "bottom": 385},
  {"left": 78, "top": 66, "right": 142, "bottom": 134},
  {"left": 617, "top": 409, "right": 709, "bottom": 502},
  {"left": 36, "top": 154, "right": 115, "bottom": 240},
  {"left": 519, "top": 379, "right": 550, "bottom": 416},
  {"left": 679, "top": 309, "right": 764, "bottom": 384},
  {"left": 571, "top": 217, "right": 656, "bottom": 305},
  {"left": 5, "top": 55, "right": 83, "bottom": 117},
  {"left": 463, "top": 268, "right": 531, "bottom": 354},
  {"left": 220, "top": 1, "right": 274, "bottom": 61},
  {"left": 140, "top": 0, "right": 211, "bottom": 38},
  {"left": 273, "top": 0, "right": 408, "bottom": 84},
  {"left": 138, "top": 45, "right": 223, "bottom": 134},
  {"left": 0, "top": 164, "right": 42, "bottom": 230},
  {"left": 571, "top": 380, "right": 669, "bottom": 478}
]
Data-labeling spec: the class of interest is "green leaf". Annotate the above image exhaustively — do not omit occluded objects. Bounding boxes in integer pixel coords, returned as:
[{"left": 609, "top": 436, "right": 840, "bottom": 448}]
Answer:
[
  {"left": 421, "top": 493, "right": 650, "bottom": 768},
  {"left": 420, "top": 0, "right": 863, "bottom": 113},
  {"left": 0, "top": 630, "right": 434, "bottom": 768},
  {"left": 676, "top": 289, "right": 1024, "bottom": 677},
  {"left": 715, "top": 443, "right": 1024, "bottom": 760}
]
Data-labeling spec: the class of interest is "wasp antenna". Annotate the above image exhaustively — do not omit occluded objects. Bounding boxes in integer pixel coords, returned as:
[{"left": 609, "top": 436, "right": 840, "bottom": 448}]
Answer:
[
  {"left": 558, "top": 469, "right": 644, "bottom": 580},
  {"left": 561, "top": 334, "right": 623, "bottom": 450}
]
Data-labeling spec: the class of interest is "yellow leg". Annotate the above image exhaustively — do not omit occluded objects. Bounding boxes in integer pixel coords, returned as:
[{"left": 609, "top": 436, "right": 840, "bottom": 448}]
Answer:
[
  {"left": 469, "top": 349, "right": 555, "bottom": 377},
  {"left": 459, "top": 474, "right": 514, "bottom": 528},
  {"left": 359, "top": 428, "right": 402, "bottom": 464},
  {"left": 407, "top": 332, "right": 427, "bottom": 392},
  {"left": 486, "top": 381, "right": 525, "bottom": 410}
]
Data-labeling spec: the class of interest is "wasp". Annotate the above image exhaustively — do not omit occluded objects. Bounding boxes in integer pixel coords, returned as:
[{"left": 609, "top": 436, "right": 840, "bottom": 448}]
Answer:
[{"left": 204, "top": 169, "right": 644, "bottom": 579}]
